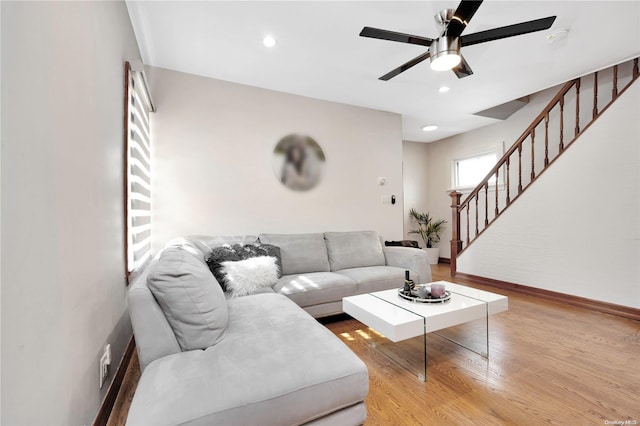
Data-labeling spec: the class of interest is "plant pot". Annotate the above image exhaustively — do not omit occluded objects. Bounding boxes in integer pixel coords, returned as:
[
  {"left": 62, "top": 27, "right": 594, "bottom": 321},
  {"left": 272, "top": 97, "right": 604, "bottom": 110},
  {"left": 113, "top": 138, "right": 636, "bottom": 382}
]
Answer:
[{"left": 423, "top": 247, "right": 440, "bottom": 265}]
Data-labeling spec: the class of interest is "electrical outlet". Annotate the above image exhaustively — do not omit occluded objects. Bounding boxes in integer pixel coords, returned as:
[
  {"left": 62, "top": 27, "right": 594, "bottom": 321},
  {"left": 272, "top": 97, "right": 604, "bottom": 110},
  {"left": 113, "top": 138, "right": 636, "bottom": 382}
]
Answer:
[{"left": 99, "top": 344, "right": 111, "bottom": 389}]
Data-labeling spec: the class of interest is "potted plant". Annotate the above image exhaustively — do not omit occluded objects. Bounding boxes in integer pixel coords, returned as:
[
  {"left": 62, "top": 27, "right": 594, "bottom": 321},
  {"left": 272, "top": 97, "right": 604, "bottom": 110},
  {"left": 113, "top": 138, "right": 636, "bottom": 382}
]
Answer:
[{"left": 408, "top": 209, "right": 447, "bottom": 265}]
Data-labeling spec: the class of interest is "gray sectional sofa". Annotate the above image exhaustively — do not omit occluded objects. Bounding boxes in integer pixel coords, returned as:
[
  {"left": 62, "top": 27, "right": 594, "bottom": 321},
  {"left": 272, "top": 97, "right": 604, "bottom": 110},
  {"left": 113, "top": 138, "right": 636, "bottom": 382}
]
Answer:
[
  {"left": 189, "top": 230, "right": 431, "bottom": 318},
  {"left": 126, "top": 231, "right": 430, "bottom": 425}
]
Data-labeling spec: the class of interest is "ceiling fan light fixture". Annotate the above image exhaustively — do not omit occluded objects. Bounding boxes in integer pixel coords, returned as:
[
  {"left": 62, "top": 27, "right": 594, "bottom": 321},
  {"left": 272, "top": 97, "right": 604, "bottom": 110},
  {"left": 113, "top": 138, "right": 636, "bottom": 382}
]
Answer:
[
  {"left": 360, "top": 1, "right": 557, "bottom": 81},
  {"left": 430, "top": 52, "right": 461, "bottom": 71},
  {"left": 429, "top": 37, "right": 461, "bottom": 71}
]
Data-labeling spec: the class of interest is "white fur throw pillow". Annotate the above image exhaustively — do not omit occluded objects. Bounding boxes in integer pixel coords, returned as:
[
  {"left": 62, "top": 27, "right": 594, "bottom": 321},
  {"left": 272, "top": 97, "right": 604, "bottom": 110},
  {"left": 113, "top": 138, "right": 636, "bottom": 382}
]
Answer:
[{"left": 221, "top": 256, "right": 279, "bottom": 297}]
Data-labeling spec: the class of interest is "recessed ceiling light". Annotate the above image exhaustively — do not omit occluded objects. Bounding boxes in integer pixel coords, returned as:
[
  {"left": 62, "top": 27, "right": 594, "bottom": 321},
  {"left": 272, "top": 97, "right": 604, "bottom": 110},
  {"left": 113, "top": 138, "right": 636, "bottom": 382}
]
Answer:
[
  {"left": 262, "top": 35, "right": 277, "bottom": 48},
  {"left": 422, "top": 125, "right": 438, "bottom": 132},
  {"left": 438, "top": 86, "right": 450, "bottom": 93}
]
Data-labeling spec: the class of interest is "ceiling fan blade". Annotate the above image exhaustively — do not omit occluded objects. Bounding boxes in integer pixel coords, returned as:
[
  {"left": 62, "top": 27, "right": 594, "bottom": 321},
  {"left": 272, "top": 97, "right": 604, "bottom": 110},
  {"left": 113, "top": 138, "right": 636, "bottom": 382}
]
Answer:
[
  {"left": 379, "top": 51, "right": 431, "bottom": 81},
  {"left": 360, "top": 27, "right": 433, "bottom": 47},
  {"left": 446, "top": 0, "right": 484, "bottom": 38},
  {"left": 460, "top": 16, "right": 557, "bottom": 47},
  {"left": 452, "top": 55, "right": 474, "bottom": 79}
]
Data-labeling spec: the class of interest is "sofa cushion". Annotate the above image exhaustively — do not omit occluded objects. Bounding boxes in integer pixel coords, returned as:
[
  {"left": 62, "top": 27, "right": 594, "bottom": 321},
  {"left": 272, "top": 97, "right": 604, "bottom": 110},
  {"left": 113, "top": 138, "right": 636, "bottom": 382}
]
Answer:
[
  {"left": 222, "top": 256, "right": 279, "bottom": 298},
  {"left": 336, "top": 265, "right": 411, "bottom": 294},
  {"left": 383, "top": 246, "right": 431, "bottom": 284},
  {"left": 126, "top": 293, "right": 369, "bottom": 426},
  {"left": 324, "top": 231, "right": 386, "bottom": 271},
  {"left": 274, "top": 272, "right": 358, "bottom": 307},
  {"left": 146, "top": 247, "right": 229, "bottom": 351},
  {"left": 260, "top": 233, "right": 330, "bottom": 275}
]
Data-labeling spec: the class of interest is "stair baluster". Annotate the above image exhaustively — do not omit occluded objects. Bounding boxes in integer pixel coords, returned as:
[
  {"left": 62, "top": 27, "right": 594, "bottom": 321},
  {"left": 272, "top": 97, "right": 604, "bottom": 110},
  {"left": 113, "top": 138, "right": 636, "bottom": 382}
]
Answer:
[
  {"left": 559, "top": 97, "right": 565, "bottom": 152},
  {"left": 544, "top": 113, "right": 550, "bottom": 166},
  {"left": 518, "top": 144, "right": 523, "bottom": 193},
  {"left": 506, "top": 156, "right": 511, "bottom": 205},
  {"left": 484, "top": 182, "right": 489, "bottom": 227},
  {"left": 575, "top": 79, "right": 581, "bottom": 137},
  {"left": 531, "top": 128, "right": 536, "bottom": 180},
  {"left": 593, "top": 71, "right": 599, "bottom": 119},
  {"left": 495, "top": 169, "right": 499, "bottom": 216}
]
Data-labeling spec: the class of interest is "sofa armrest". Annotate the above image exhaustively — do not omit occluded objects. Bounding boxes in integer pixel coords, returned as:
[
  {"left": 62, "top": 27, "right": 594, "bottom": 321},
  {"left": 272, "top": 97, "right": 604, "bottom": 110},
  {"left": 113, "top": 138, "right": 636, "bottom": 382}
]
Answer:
[
  {"left": 383, "top": 247, "right": 431, "bottom": 283},
  {"left": 129, "top": 286, "right": 181, "bottom": 371}
]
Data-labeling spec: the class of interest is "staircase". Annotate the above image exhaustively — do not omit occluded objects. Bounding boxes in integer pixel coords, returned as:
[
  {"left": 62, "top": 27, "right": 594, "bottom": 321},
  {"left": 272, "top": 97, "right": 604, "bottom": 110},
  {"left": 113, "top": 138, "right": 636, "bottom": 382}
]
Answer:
[{"left": 449, "top": 57, "right": 639, "bottom": 275}]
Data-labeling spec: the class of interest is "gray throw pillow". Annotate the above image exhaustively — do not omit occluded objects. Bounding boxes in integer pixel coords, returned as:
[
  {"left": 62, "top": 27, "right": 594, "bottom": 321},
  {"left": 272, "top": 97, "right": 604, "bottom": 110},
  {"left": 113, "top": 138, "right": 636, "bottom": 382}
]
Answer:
[
  {"left": 205, "top": 245, "right": 241, "bottom": 291},
  {"left": 324, "top": 231, "right": 386, "bottom": 271},
  {"left": 147, "top": 247, "right": 229, "bottom": 351},
  {"left": 259, "top": 233, "right": 330, "bottom": 275}
]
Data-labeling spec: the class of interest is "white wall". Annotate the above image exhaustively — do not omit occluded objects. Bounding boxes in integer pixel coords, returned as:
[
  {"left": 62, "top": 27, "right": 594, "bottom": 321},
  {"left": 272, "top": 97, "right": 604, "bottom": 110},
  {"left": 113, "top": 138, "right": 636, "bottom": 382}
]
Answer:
[
  {"left": 457, "top": 82, "right": 640, "bottom": 308},
  {"left": 1, "top": 2, "right": 141, "bottom": 424},
  {"left": 147, "top": 67, "right": 404, "bottom": 250},
  {"left": 0, "top": 3, "right": 3, "bottom": 421},
  {"left": 402, "top": 141, "right": 430, "bottom": 245},
  {"left": 419, "top": 84, "right": 563, "bottom": 258}
]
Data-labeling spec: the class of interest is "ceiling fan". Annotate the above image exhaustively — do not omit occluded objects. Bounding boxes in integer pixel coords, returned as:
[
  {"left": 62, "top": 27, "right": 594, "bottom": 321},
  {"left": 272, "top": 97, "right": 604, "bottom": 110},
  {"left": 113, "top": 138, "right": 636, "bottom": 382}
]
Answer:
[{"left": 360, "top": 0, "right": 556, "bottom": 80}]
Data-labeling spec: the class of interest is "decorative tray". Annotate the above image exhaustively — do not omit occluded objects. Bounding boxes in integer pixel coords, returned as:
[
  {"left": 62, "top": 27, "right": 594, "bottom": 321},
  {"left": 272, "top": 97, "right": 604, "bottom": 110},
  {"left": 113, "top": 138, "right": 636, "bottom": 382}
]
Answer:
[{"left": 397, "top": 287, "right": 451, "bottom": 303}]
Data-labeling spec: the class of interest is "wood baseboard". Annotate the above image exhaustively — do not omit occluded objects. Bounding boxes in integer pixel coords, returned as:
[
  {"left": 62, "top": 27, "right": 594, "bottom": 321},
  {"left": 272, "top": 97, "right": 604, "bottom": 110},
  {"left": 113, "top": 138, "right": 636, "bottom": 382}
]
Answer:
[
  {"left": 455, "top": 272, "right": 640, "bottom": 321},
  {"left": 93, "top": 337, "right": 136, "bottom": 426},
  {"left": 438, "top": 257, "right": 451, "bottom": 264}
]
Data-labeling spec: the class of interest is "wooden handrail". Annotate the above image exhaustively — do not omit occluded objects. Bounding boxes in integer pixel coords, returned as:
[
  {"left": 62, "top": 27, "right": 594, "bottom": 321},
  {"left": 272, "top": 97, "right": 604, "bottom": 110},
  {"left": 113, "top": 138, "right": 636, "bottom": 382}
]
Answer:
[
  {"left": 450, "top": 57, "right": 640, "bottom": 276},
  {"left": 459, "top": 78, "right": 577, "bottom": 210}
]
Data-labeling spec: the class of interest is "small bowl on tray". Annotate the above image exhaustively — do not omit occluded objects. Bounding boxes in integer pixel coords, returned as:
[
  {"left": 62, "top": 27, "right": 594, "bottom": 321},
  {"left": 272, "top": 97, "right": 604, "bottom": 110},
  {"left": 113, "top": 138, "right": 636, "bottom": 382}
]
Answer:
[{"left": 398, "top": 285, "right": 451, "bottom": 303}]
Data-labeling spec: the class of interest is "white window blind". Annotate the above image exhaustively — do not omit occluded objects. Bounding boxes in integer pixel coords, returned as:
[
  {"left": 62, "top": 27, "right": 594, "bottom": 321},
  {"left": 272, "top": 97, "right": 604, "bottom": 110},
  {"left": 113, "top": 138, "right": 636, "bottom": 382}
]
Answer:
[{"left": 125, "top": 62, "right": 154, "bottom": 278}]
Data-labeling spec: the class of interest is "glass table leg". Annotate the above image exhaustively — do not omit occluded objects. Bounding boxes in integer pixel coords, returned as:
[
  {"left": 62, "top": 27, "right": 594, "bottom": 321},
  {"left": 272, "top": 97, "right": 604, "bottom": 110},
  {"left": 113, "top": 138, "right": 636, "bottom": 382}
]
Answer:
[
  {"left": 432, "top": 301, "right": 490, "bottom": 358},
  {"left": 366, "top": 326, "right": 429, "bottom": 382},
  {"left": 419, "top": 319, "right": 427, "bottom": 382}
]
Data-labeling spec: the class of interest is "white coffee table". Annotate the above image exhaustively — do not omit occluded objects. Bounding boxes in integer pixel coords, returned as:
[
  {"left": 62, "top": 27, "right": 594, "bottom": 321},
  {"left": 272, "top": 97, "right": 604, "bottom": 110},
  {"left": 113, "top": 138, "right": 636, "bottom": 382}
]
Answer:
[{"left": 342, "top": 281, "right": 508, "bottom": 381}]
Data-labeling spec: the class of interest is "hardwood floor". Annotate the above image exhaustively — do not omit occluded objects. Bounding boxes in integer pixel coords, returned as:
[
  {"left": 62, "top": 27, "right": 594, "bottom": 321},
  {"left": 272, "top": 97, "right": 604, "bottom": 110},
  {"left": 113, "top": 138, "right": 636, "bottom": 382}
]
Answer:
[
  {"left": 106, "top": 349, "right": 141, "bottom": 426},
  {"left": 108, "top": 265, "right": 640, "bottom": 425}
]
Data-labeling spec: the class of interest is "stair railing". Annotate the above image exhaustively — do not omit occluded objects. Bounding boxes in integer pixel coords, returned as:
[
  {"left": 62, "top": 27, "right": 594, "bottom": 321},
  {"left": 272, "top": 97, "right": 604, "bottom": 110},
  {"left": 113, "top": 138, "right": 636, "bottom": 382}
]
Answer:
[{"left": 450, "top": 57, "right": 639, "bottom": 275}]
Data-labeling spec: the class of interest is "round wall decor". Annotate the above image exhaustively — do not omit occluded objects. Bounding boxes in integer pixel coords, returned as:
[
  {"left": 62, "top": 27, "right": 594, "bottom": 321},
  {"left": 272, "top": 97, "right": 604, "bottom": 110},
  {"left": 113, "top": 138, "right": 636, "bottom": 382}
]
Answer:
[{"left": 272, "top": 134, "right": 325, "bottom": 191}]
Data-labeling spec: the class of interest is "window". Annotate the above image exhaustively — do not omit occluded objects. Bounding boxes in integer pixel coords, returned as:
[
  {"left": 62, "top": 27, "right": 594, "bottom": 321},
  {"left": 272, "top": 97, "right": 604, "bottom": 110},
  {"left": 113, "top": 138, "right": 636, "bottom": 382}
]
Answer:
[
  {"left": 452, "top": 151, "right": 501, "bottom": 190},
  {"left": 124, "top": 61, "right": 155, "bottom": 282}
]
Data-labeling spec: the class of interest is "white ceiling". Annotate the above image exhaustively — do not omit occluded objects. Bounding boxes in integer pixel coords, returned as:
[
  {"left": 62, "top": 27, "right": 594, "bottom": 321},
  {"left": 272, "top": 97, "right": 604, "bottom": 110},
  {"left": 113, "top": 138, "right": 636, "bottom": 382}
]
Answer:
[{"left": 126, "top": 1, "right": 640, "bottom": 143}]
